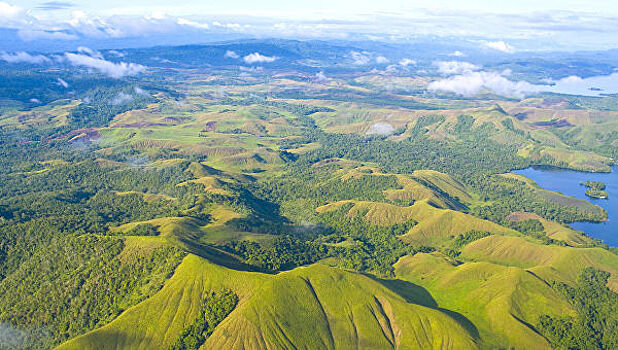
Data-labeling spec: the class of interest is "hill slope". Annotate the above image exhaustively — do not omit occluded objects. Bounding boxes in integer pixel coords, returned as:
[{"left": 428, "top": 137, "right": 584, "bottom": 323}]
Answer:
[
  {"left": 58, "top": 254, "right": 477, "bottom": 350},
  {"left": 395, "top": 253, "right": 573, "bottom": 349}
]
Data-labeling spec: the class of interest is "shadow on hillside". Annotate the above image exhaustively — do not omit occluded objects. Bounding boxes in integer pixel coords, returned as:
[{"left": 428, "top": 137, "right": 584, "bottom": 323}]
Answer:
[
  {"left": 372, "top": 277, "right": 438, "bottom": 307},
  {"left": 372, "top": 276, "right": 480, "bottom": 341},
  {"left": 438, "top": 308, "right": 480, "bottom": 341},
  {"left": 178, "top": 238, "right": 261, "bottom": 272}
]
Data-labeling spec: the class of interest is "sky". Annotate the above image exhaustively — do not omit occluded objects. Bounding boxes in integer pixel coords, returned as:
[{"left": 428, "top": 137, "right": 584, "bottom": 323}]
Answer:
[
  {"left": 3, "top": 0, "right": 618, "bottom": 51},
  {"left": 11, "top": 0, "right": 618, "bottom": 16}
]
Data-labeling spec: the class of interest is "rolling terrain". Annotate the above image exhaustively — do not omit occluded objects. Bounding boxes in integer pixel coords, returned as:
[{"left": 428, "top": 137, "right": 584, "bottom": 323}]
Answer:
[{"left": 0, "top": 40, "right": 616, "bottom": 349}]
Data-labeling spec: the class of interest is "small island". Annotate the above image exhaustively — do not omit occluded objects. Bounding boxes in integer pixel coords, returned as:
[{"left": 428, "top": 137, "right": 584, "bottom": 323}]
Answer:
[{"left": 580, "top": 180, "right": 609, "bottom": 199}]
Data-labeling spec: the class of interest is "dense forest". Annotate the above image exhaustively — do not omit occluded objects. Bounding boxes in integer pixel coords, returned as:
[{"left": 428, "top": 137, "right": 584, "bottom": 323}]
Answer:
[{"left": 538, "top": 268, "right": 618, "bottom": 349}]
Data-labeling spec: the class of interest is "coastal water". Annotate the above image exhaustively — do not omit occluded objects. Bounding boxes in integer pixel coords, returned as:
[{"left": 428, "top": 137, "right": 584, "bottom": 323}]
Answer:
[{"left": 513, "top": 166, "right": 617, "bottom": 246}]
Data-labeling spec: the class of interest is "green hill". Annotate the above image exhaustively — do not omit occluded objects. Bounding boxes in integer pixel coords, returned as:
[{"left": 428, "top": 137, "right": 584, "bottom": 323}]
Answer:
[
  {"left": 58, "top": 254, "right": 477, "bottom": 350},
  {"left": 395, "top": 253, "right": 574, "bottom": 349},
  {"left": 461, "top": 235, "right": 618, "bottom": 289},
  {"left": 317, "top": 200, "right": 518, "bottom": 247}
]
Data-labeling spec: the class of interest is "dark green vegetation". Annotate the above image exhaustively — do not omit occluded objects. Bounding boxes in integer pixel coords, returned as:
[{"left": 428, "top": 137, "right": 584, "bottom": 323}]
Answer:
[
  {"left": 538, "top": 268, "right": 618, "bottom": 350},
  {"left": 581, "top": 181, "right": 609, "bottom": 199},
  {"left": 450, "top": 230, "right": 492, "bottom": 250},
  {"left": 0, "top": 43, "right": 617, "bottom": 350},
  {"left": 581, "top": 181, "right": 607, "bottom": 191},
  {"left": 585, "top": 189, "right": 609, "bottom": 199},
  {"left": 0, "top": 235, "right": 184, "bottom": 349},
  {"left": 220, "top": 236, "right": 330, "bottom": 272},
  {"left": 170, "top": 290, "right": 238, "bottom": 350}
]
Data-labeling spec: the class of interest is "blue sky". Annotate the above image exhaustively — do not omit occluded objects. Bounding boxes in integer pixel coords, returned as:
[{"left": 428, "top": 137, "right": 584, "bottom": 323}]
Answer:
[
  {"left": 3, "top": 0, "right": 618, "bottom": 51},
  {"left": 13, "top": 0, "right": 618, "bottom": 15}
]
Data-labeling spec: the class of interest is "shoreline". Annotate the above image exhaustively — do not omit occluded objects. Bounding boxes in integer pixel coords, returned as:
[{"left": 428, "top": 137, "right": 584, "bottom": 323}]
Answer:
[{"left": 514, "top": 165, "right": 616, "bottom": 247}]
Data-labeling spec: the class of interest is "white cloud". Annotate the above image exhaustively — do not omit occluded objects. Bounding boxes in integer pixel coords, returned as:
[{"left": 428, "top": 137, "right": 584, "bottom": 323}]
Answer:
[
  {"left": 0, "top": 2, "right": 22, "bottom": 19},
  {"left": 177, "top": 17, "right": 209, "bottom": 30},
  {"left": 108, "top": 50, "right": 125, "bottom": 57},
  {"left": 449, "top": 51, "right": 466, "bottom": 57},
  {"left": 77, "top": 46, "right": 103, "bottom": 59},
  {"left": 0, "top": 322, "right": 28, "bottom": 348},
  {"left": 17, "top": 30, "right": 79, "bottom": 41},
  {"left": 0, "top": 51, "right": 50, "bottom": 64},
  {"left": 57, "top": 78, "right": 69, "bottom": 88},
  {"left": 483, "top": 41, "right": 515, "bottom": 53},
  {"left": 559, "top": 75, "right": 584, "bottom": 84},
  {"left": 385, "top": 64, "right": 398, "bottom": 73},
  {"left": 134, "top": 86, "right": 149, "bottom": 96},
  {"left": 366, "top": 122, "right": 395, "bottom": 136},
  {"left": 151, "top": 56, "right": 173, "bottom": 63},
  {"left": 213, "top": 21, "right": 242, "bottom": 29},
  {"left": 224, "top": 50, "right": 239, "bottom": 59},
  {"left": 243, "top": 52, "right": 278, "bottom": 64},
  {"left": 239, "top": 65, "right": 263, "bottom": 73},
  {"left": 111, "top": 92, "right": 133, "bottom": 105},
  {"left": 313, "top": 71, "right": 328, "bottom": 83},
  {"left": 145, "top": 11, "right": 166, "bottom": 20},
  {"left": 428, "top": 71, "right": 539, "bottom": 97},
  {"left": 375, "top": 56, "right": 389, "bottom": 64},
  {"left": 434, "top": 61, "right": 479, "bottom": 75},
  {"left": 64, "top": 51, "right": 146, "bottom": 78},
  {"left": 430, "top": 70, "right": 618, "bottom": 98},
  {"left": 384, "top": 58, "right": 416, "bottom": 73},
  {"left": 399, "top": 58, "right": 416, "bottom": 66},
  {"left": 350, "top": 51, "right": 370, "bottom": 65},
  {"left": 67, "top": 10, "right": 123, "bottom": 38},
  {"left": 0, "top": 5, "right": 617, "bottom": 52}
]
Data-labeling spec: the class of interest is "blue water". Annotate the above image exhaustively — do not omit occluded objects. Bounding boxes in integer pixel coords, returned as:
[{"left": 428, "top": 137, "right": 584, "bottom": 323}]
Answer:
[
  {"left": 513, "top": 166, "right": 617, "bottom": 246},
  {"left": 542, "top": 73, "right": 618, "bottom": 97}
]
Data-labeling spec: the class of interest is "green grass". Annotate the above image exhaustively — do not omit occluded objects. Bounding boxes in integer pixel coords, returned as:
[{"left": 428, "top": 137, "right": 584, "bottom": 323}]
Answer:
[
  {"left": 317, "top": 199, "right": 518, "bottom": 247},
  {"left": 199, "top": 205, "right": 274, "bottom": 244},
  {"left": 461, "top": 235, "right": 618, "bottom": 288},
  {"left": 506, "top": 212, "right": 593, "bottom": 246},
  {"left": 410, "top": 169, "right": 473, "bottom": 204},
  {"left": 395, "top": 253, "right": 573, "bottom": 349},
  {"left": 58, "top": 255, "right": 477, "bottom": 350}
]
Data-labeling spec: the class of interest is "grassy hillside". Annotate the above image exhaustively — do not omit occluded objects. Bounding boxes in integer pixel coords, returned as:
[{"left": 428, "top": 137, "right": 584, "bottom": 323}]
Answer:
[
  {"left": 59, "top": 254, "right": 477, "bottom": 350},
  {"left": 461, "top": 235, "right": 618, "bottom": 290},
  {"left": 317, "top": 200, "right": 518, "bottom": 247},
  {"left": 56, "top": 233, "right": 618, "bottom": 350},
  {"left": 395, "top": 253, "right": 574, "bottom": 349},
  {"left": 399, "top": 201, "right": 518, "bottom": 246},
  {"left": 506, "top": 211, "right": 593, "bottom": 246}
]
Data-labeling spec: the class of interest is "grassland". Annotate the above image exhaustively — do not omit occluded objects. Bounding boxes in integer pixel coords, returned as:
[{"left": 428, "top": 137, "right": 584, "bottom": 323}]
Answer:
[
  {"left": 395, "top": 253, "right": 574, "bottom": 349},
  {"left": 58, "top": 253, "right": 477, "bottom": 350},
  {"left": 506, "top": 211, "right": 593, "bottom": 246},
  {"left": 461, "top": 235, "right": 618, "bottom": 289},
  {"left": 317, "top": 199, "right": 518, "bottom": 247}
]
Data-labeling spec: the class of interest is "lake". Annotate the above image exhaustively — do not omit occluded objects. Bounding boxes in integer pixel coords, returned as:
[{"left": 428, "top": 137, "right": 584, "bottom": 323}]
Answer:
[
  {"left": 513, "top": 166, "right": 617, "bottom": 246},
  {"left": 542, "top": 73, "right": 618, "bottom": 97}
]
